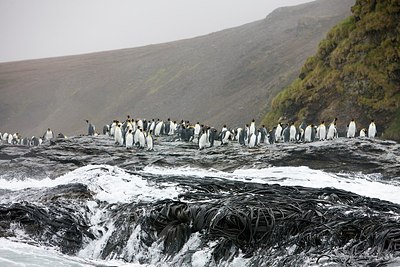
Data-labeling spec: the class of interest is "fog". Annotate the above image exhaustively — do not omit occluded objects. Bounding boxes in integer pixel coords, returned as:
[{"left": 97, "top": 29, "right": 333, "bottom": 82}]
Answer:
[{"left": 0, "top": 0, "right": 313, "bottom": 62}]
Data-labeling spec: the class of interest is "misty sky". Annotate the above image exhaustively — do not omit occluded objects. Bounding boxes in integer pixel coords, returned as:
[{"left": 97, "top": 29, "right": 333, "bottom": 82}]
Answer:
[{"left": 0, "top": 0, "right": 313, "bottom": 62}]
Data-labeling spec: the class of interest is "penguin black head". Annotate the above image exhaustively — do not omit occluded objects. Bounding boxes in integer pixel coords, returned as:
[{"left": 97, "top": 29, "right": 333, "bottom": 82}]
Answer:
[
  {"left": 252, "top": 119, "right": 255, "bottom": 122},
  {"left": 85, "top": 120, "right": 89, "bottom": 123}
]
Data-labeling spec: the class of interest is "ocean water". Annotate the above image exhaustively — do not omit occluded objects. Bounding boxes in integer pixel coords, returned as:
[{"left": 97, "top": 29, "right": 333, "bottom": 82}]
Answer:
[
  {"left": 1, "top": 136, "right": 400, "bottom": 266},
  {"left": 1, "top": 164, "right": 400, "bottom": 266}
]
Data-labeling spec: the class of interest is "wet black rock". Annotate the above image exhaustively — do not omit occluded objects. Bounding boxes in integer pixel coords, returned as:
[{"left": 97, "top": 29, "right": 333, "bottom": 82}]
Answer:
[
  {"left": 0, "top": 136, "right": 399, "bottom": 180},
  {"left": 0, "top": 136, "right": 400, "bottom": 265}
]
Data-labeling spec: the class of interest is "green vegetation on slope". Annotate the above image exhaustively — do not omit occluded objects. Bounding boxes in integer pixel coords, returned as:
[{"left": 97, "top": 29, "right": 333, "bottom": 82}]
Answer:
[{"left": 262, "top": 0, "right": 400, "bottom": 140}]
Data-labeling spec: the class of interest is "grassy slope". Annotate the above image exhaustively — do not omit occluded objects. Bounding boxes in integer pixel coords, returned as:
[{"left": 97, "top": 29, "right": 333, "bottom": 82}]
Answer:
[{"left": 262, "top": 0, "right": 400, "bottom": 140}]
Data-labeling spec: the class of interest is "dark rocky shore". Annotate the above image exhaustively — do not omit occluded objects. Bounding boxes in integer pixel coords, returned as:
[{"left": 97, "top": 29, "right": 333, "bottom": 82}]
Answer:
[
  {"left": 1, "top": 136, "right": 400, "bottom": 266},
  {"left": 1, "top": 135, "right": 399, "bottom": 180}
]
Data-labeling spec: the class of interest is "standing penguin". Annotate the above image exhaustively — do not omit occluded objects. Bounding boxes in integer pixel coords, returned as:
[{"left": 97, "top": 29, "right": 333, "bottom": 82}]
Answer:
[
  {"left": 368, "top": 120, "right": 377, "bottom": 138},
  {"left": 199, "top": 130, "right": 208, "bottom": 150},
  {"left": 164, "top": 118, "right": 171, "bottom": 135},
  {"left": 103, "top": 125, "right": 110, "bottom": 135},
  {"left": 249, "top": 119, "right": 256, "bottom": 136},
  {"left": 194, "top": 123, "right": 201, "bottom": 140},
  {"left": 282, "top": 124, "right": 290, "bottom": 143},
  {"left": 169, "top": 121, "right": 177, "bottom": 135},
  {"left": 304, "top": 124, "right": 314, "bottom": 142},
  {"left": 146, "top": 130, "right": 154, "bottom": 151},
  {"left": 137, "top": 119, "right": 144, "bottom": 130},
  {"left": 237, "top": 128, "right": 245, "bottom": 145},
  {"left": 43, "top": 128, "right": 54, "bottom": 141},
  {"left": 110, "top": 120, "right": 117, "bottom": 137},
  {"left": 221, "top": 130, "right": 231, "bottom": 145},
  {"left": 114, "top": 123, "right": 124, "bottom": 145},
  {"left": 347, "top": 119, "right": 356, "bottom": 138},
  {"left": 327, "top": 119, "right": 337, "bottom": 140},
  {"left": 86, "top": 120, "right": 96, "bottom": 136},
  {"left": 248, "top": 133, "right": 258, "bottom": 148},
  {"left": 268, "top": 128, "right": 276, "bottom": 144},
  {"left": 125, "top": 129, "right": 134, "bottom": 149},
  {"left": 208, "top": 127, "right": 217, "bottom": 147},
  {"left": 275, "top": 123, "right": 283, "bottom": 143},
  {"left": 244, "top": 124, "right": 250, "bottom": 145},
  {"left": 21, "top": 137, "right": 29, "bottom": 146},
  {"left": 298, "top": 122, "right": 307, "bottom": 141},
  {"left": 289, "top": 122, "right": 297, "bottom": 142},
  {"left": 154, "top": 120, "right": 164, "bottom": 136},
  {"left": 149, "top": 119, "right": 156, "bottom": 133},
  {"left": 2, "top": 133, "right": 8, "bottom": 143},
  {"left": 31, "top": 136, "right": 41, "bottom": 146},
  {"left": 360, "top": 128, "right": 367, "bottom": 138},
  {"left": 259, "top": 125, "right": 268, "bottom": 143},
  {"left": 318, "top": 121, "right": 326, "bottom": 141},
  {"left": 138, "top": 129, "right": 146, "bottom": 148}
]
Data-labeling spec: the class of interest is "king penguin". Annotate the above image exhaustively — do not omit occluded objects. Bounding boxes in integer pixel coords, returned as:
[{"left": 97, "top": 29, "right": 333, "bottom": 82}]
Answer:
[
  {"left": 138, "top": 129, "right": 146, "bottom": 148},
  {"left": 86, "top": 120, "right": 96, "bottom": 136},
  {"left": 114, "top": 123, "right": 124, "bottom": 146},
  {"left": 327, "top": 118, "right": 337, "bottom": 140},
  {"left": 194, "top": 122, "right": 202, "bottom": 140},
  {"left": 289, "top": 122, "right": 297, "bottom": 142},
  {"left": 368, "top": 120, "right": 377, "bottom": 138},
  {"left": 199, "top": 130, "right": 208, "bottom": 150},
  {"left": 8, "top": 133, "right": 13, "bottom": 144},
  {"left": 275, "top": 123, "right": 283, "bottom": 143},
  {"left": 154, "top": 120, "right": 164, "bottom": 136},
  {"left": 304, "top": 124, "right": 313, "bottom": 142},
  {"left": 110, "top": 120, "right": 117, "bottom": 137},
  {"left": 103, "top": 125, "right": 110, "bottom": 135},
  {"left": 1, "top": 133, "right": 7, "bottom": 142},
  {"left": 169, "top": 121, "right": 176, "bottom": 135},
  {"left": 221, "top": 130, "right": 231, "bottom": 145},
  {"left": 318, "top": 121, "right": 326, "bottom": 141},
  {"left": 282, "top": 124, "right": 290, "bottom": 143},
  {"left": 146, "top": 130, "right": 154, "bottom": 151},
  {"left": 347, "top": 119, "right": 356, "bottom": 138},
  {"left": 125, "top": 129, "right": 134, "bottom": 148},
  {"left": 43, "top": 128, "right": 54, "bottom": 141},
  {"left": 249, "top": 119, "right": 256, "bottom": 136},
  {"left": 248, "top": 133, "right": 257, "bottom": 148},
  {"left": 360, "top": 128, "right": 367, "bottom": 138}
]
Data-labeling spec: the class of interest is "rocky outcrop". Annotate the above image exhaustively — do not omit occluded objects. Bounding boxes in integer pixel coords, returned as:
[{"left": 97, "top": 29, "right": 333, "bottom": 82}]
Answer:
[{"left": 263, "top": 0, "right": 400, "bottom": 140}]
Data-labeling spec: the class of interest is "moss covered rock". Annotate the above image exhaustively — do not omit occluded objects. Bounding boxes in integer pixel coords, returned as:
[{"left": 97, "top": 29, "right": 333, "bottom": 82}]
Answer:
[{"left": 262, "top": 0, "right": 400, "bottom": 140}]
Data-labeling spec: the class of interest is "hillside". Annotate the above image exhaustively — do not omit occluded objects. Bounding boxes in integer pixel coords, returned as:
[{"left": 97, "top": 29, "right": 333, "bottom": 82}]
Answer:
[
  {"left": 0, "top": 0, "right": 352, "bottom": 137},
  {"left": 263, "top": 0, "right": 400, "bottom": 140}
]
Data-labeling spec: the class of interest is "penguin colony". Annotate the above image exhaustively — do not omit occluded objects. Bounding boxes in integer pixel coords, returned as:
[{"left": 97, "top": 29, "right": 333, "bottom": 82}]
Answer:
[{"left": 0, "top": 117, "right": 378, "bottom": 150}]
